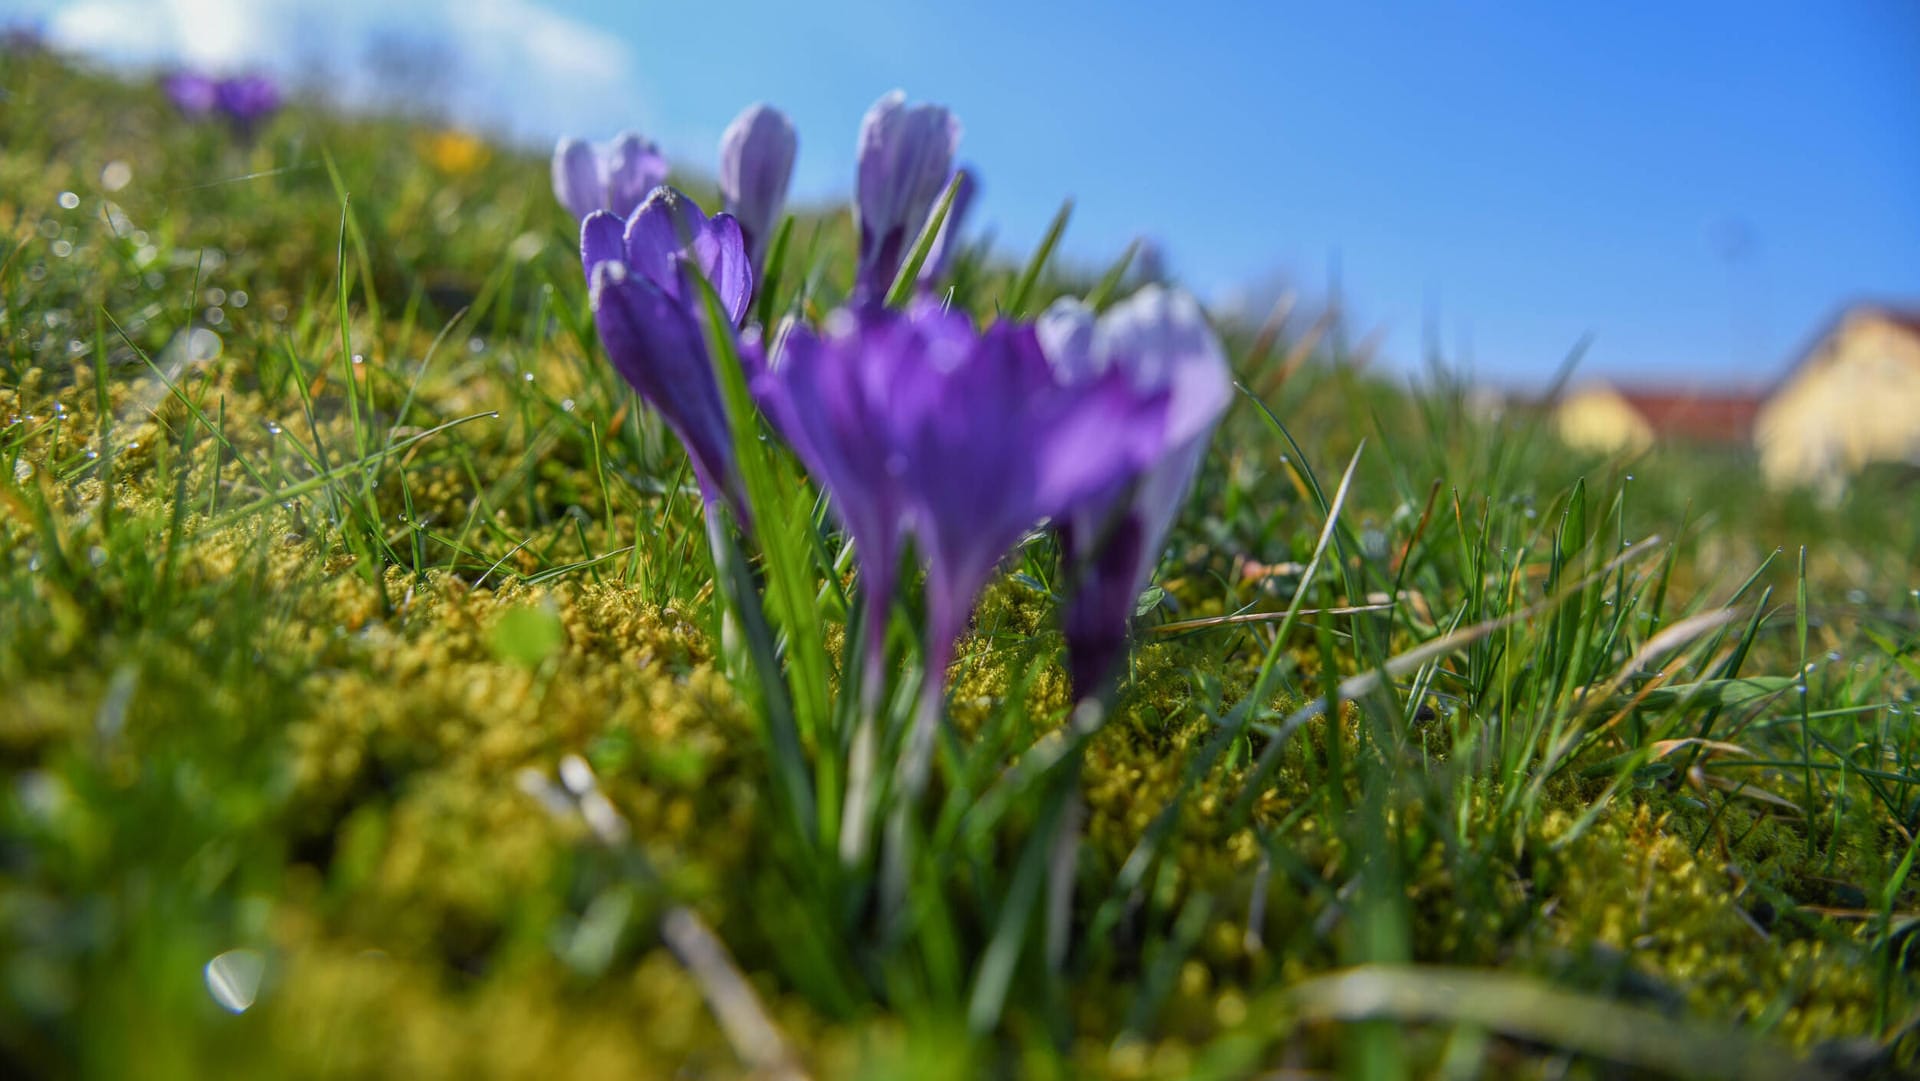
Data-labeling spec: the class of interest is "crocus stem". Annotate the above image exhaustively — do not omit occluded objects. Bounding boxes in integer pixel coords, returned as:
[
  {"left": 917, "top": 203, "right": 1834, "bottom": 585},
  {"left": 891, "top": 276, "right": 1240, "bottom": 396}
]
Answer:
[
  {"left": 880, "top": 629, "right": 955, "bottom": 927},
  {"left": 1044, "top": 695, "right": 1108, "bottom": 972},
  {"left": 837, "top": 594, "right": 891, "bottom": 866}
]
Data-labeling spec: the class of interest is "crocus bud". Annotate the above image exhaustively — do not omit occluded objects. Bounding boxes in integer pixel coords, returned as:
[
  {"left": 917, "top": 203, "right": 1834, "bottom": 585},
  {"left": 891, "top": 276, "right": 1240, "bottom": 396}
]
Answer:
[
  {"left": 719, "top": 104, "right": 798, "bottom": 268},
  {"left": 581, "top": 189, "right": 753, "bottom": 517},
  {"left": 853, "top": 91, "right": 959, "bottom": 301},
  {"left": 551, "top": 132, "right": 669, "bottom": 223},
  {"left": 583, "top": 186, "right": 751, "bottom": 326},
  {"left": 1038, "top": 286, "right": 1232, "bottom": 697},
  {"left": 586, "top": 257, "right": 744, "bottom": 518}
]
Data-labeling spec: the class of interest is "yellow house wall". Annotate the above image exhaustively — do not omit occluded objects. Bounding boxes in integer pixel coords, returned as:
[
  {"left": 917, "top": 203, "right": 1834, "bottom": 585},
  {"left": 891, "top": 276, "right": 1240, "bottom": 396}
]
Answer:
[
  {"left": 1756, "top": 314, "right": 1920, "bottom": 490},
  {"left": 1555, "top": 385, "right": 1654, "bottom": 455}
]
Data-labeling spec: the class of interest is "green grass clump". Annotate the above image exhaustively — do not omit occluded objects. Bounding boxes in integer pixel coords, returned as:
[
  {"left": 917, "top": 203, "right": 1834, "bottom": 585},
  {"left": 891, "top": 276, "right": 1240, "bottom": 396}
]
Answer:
[{"left": 5, "top": 49, "right": 1920, "bottom": 1079}]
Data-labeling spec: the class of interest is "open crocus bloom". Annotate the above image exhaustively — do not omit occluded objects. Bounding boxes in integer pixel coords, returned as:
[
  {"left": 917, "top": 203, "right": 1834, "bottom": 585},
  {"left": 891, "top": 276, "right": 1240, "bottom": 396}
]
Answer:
[
  {"left": 719, "top": 104, "right": 798, "bottom": 269},
  {"left": 853, "top": 91, "right": 960, "bottom": 301},
  {"left": 581, "top": 188, "right": 754, "bottom": 517},
  {"left": 758, "top": 301, "right": 1169, "bottom": 794},
  {"left": 753, "top": 303, "right": 975, "bottom": 690},
  {"left": 1037, "top": 285, "right": 1233, "bottom": 696},
  {"left": 552, "top": 132, "right": 670, "bottom": 223}
]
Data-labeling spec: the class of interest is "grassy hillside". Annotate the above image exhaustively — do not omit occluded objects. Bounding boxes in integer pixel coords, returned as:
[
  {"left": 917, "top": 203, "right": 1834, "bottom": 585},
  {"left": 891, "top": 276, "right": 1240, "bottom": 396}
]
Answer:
[{"left": 4, "top": 50, "right": 1919, "bottom": 1079}]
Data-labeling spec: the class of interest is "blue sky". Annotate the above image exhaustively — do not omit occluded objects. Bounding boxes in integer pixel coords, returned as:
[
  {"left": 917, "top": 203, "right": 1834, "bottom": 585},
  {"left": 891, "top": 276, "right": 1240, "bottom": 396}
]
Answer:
[{"left": 23, "top": 0, "right": 1920, "bottom": 386}]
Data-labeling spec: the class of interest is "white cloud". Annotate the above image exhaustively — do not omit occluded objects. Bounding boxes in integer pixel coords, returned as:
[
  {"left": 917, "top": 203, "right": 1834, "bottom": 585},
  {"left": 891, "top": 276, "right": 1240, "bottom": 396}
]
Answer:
[{"left": 34, "top": 0, "right": 649, "bottom": 142}]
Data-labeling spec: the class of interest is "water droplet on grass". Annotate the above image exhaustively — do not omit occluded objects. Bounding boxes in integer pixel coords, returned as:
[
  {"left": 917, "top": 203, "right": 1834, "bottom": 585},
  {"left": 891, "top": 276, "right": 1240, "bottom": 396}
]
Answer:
[
  {"left": 56, "top": 191, "right": 78, "bottom": 210},
  {"left": 100, "top": 161, "right": 132, "bottom": 192},
  {"left": 204, "top": 949, "right": 265, "bottom": 1013}
]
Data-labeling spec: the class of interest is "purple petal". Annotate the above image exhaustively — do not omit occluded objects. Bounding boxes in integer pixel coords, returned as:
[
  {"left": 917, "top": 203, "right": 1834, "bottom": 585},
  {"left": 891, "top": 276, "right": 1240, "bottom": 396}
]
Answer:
[
  {"left": 695, "top": 214, "right": 753, "bottom": 325},
  {"left": 552, "top": 138, "right": 603, "bottom": 222},
  {"left": 623, "top": 187, "right": 707, "bottom": 301},
  {"left": 589, "top": 260, "right": 741, "bottom": 515},
  {"left": 854, "top": 91, "right": 960, "bottom": 300},
  {"left": 1039, "top": 285, "right": 1230, "bottom": 698},
  {"left": 1092, "top": 286, "right": 1233, "bottom": 447},
  {"left": 580, "top": 211, "right": 624, "bottom": 281},
  {"left": 605, "top": 132, "right": 669, "bottom": 218},
  {"left": 719, "top": 104, "right": 798, "bottom": 265}
]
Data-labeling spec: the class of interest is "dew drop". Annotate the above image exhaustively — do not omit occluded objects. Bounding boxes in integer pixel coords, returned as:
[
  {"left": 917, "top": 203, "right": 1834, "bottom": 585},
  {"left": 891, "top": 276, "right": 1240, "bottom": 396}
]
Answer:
[
  {"left": 204, "top": 949, "right": 265, "bottom": 1013},
  {"left": 57, "top": 191, "right": 79, "bottom": 210},
  {"left": 100, "top": 160, "right": 132, "bottom": 192}
]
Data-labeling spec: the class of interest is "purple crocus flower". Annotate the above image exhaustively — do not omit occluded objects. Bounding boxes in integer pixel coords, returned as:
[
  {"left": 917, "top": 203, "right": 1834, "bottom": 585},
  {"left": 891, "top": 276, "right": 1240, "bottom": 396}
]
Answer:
[
  {"left": 894, "top": 317, "right": 1170, "bottom": 700},
  {"left": 719, "top": 104, "right": 797, "bottom": 269},
  {"left": 758, "top": 300, "right": 1168, "bottom": 858},
  {"left": 164, "top": 72, "right": 219, "bottom": 117},
  {"left": 552, "top": 132, "right": 670, "bottom": 223},
  {"left": 582, "top": 186, "right": 752, "bottom": 325},
  {"left": 580, "top": 187, "right": 754, "bottom": 516},
  {"left": 1037, "top": 286, "right": 1232, "bottom": 696},
  {"left": 854, "top": 91, "right": 960, "bottom": 301},
  {"left": 918, "top": 166, "right": 976, "bottom": 288},
  {"left": 753, "top": 303, "right": 975, "bottom": 693},
  {"left": 214, "top": 73, "right": 281, "bottom": 133}
]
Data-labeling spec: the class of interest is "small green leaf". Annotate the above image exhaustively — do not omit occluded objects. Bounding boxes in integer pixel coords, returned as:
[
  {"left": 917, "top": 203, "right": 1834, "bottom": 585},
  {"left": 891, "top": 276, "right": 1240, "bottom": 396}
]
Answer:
[{"left": 1134, "top": 585, "right": 1166, "bottom": 618}]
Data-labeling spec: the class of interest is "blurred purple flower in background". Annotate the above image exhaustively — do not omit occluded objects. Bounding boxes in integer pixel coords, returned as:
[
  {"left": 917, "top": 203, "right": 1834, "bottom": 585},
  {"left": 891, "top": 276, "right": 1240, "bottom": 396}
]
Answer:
[
  {"left": 552, "top": 132, "right": 670, "bottom": 222},
  {"left": 165, "top": 71, "right": 281, "bottom": 136},
  {"left": 719, "top": 104, "right": 798, "bottom": 270},
  {"left": 854, "top": 91, "right": 960, "bottom": 300},
  {"left": 581, "top": 188, "right": 754, "bottom": 517},
  {"left": 1037, "top": 286, "right": 1232, "bottom": 697},
  {"left": 214, "top": 73, "right": 281, "bottom": 135},
  {"left": 164, "top": 72, "right": 219, "bottom": 117},
  {"left": 918, "top": 166, "right": 976, "bottom": 289}
]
